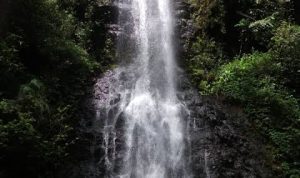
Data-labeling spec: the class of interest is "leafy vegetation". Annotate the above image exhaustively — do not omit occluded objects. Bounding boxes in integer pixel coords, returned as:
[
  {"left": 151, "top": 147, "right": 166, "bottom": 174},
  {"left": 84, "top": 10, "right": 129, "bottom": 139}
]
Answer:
[
  {"left": 185, "top": 0, "right": 300, "bottom": 177},
  {"left": 0, "top": 0, "right": 115, "bottom": 177},
  {"left": 1, "top": 0, "right": 299, "bottom": 177},
  {"left": 212, "top": 52, "right": 300, "bottom": 176}
]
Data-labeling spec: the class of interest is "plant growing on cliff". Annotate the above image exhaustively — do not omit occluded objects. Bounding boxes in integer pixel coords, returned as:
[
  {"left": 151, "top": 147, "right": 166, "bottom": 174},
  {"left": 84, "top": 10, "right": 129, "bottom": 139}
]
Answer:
[{"left": 185, "top": 0, "right": 299, "bottom": 176}]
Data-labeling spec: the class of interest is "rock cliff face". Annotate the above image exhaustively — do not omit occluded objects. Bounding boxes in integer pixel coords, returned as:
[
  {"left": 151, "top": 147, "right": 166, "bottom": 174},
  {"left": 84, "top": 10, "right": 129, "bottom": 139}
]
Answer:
[
  {"left": 177, "top": 74, "right": 273, "bottom": 178},
  {"left": 175, "top": 1, "right": 274, "bottom": 177},
  {"left": 68, "top": 1, "right": 274, "bottom": 178},
  {"left": 60, "top": 2, "right": 119, "bottom": 177},
  {"left": 174, "top": 1, "right": 196, "bottom": 58},
  {"left": 75, "top": 72, "right": 273, "bottom": 178}
]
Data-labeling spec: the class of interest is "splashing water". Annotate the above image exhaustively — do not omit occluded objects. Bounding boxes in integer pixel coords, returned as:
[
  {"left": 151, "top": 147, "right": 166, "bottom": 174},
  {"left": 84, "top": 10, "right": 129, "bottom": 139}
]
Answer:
[{"left": 94, "top": 0, "right": 191, "bottom": 177}]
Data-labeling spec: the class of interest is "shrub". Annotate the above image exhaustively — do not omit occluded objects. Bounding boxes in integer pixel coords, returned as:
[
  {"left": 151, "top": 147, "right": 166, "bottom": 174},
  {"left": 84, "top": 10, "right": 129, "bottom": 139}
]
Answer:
[
  {"left": 271, "top": 23, "right": 300, "bottom": 95},
  {"left": 212, "top": 52, "right": 300, "bottom": 177}
]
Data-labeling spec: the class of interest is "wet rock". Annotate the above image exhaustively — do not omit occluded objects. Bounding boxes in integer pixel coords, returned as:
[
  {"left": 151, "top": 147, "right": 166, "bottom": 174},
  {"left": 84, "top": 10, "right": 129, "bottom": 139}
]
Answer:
[
  {"left": 66, "top": 1, "right": 275, "bottom": 177},
  {"left": 177, "top": 71, "right": 274, "bottom": 178}
]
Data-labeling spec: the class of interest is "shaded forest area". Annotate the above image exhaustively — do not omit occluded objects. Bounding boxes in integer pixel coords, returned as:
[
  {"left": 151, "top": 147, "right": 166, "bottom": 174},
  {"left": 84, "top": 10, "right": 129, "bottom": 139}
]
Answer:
[
  {"left": 0, "top": 0, "right": 116, "bottom": 177},
  {"left": 0, "top": 0, "right": 299, "bottom": 177}
]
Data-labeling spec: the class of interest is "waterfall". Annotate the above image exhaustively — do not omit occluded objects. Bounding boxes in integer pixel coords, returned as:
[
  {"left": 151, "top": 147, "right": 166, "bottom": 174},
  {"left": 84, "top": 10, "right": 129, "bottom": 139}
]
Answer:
[{"left": 93, "top": 0, "right": 191, "bottom": 177}]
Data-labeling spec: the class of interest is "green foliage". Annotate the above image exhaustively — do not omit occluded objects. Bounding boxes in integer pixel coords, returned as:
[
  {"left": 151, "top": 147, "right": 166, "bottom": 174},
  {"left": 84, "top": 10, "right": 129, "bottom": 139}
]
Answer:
[
  {"left": 0, "top": 34, "right": 26, "bottom": 98},
  {"left": 271, "top": 23, "right": 300, "bottom": 94},
  {"left": 18, "top": 79, "right": 49, "bottom": 115},
  {"left": 187, "top": 0, "right": 225, "bottom": 34},
  {"left": 0, "top": 79, "right": 75, "bottom": 177},
  {"left": 212, "top": 52, "right": 278, "bottom": 100},
  {"left": 0, "top": 0, "right": 115, "bottom": 177},
  {"left": 211, "top": 52, "right": 300, "bottom": 177},
  {"left": 186, "top": 37, "right": 224, "bottom": 93},
  {"left": 186, "top": 0, "right": 299, "bottom": 175}
]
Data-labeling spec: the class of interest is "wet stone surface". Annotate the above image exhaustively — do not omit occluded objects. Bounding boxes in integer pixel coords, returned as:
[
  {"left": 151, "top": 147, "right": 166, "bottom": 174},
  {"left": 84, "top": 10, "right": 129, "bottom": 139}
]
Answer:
[
  {"left": 65, "top": 1, "right": 275, "bottom": 177},
  {"left": 71, "top": 70, "right": 273, "bottom": 178}
]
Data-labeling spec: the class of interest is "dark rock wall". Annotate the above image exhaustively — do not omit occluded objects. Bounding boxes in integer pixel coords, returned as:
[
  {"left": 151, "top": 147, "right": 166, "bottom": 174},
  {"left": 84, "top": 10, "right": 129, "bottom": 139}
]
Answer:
[
  {"left": 177, "top": 73, "right": 273, "bottom": 178},
  {"left": 70, "top": 1, "right": 275, "bottom": 177},
  {"left": 60, "top": 2, "right": 119, "bottom": 177},
  {"left": 175, "top": 1, "right": 274, "bottom": 177}
]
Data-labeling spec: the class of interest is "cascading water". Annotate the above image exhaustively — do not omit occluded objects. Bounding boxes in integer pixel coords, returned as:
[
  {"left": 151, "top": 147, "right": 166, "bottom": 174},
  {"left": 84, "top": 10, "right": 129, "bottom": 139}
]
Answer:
[{"left": 93, "top": 0, "right": 191, "bottom": 177}]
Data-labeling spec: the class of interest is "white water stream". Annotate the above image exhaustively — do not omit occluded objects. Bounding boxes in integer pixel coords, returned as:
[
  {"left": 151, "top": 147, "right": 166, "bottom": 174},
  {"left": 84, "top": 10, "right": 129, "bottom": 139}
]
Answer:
[{"left": 94, "top": 0, "right": 191, "bottom": 177}]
